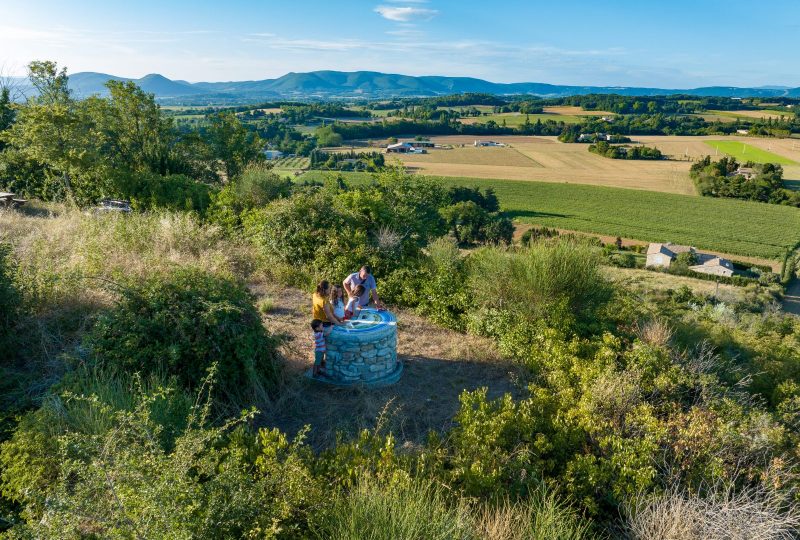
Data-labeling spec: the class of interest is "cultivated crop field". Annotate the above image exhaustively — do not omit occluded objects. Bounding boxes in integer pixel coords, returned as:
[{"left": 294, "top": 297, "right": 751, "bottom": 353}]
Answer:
[
  {"left": 705, "top": 140, "right": 799, "bottom": 165},
  {"left": 400, "top": 146, "right": 540, "bottom": 167},
  {"left": 300, "top": 170, "right": 800, "bottom": 259},
  {"left": 271, "top": 156, "right": 310, "bottom": 170}
]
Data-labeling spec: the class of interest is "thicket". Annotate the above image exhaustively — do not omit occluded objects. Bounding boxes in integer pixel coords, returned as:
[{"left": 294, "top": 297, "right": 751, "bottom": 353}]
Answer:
[
  {"left": 588, "top": 141, "right": 664, "bottom": 160},
  {"left": 691, "top": 156, "right": 800, "bottom": 207}
]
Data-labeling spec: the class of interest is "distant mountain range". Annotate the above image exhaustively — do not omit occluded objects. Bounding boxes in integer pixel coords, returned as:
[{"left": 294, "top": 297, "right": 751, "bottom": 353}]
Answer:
[{"left": 15, "top": 70, "right": 800, "bottom": 102}]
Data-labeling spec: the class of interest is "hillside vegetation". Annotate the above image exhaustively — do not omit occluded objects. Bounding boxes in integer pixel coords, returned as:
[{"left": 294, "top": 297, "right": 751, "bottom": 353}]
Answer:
[{"left": 2, "top": 62, "right": 800, "bottom": 538}]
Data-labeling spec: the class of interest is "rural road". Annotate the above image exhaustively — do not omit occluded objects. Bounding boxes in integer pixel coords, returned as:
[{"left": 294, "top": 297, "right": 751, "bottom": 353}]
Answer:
[{"left": 783, "top": 279, "right": 800, "bottom": 316}]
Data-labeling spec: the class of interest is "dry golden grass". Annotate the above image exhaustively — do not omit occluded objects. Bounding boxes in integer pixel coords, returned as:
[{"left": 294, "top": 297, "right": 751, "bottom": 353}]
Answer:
[
  {"left": 250, "top": 279, "right": 520, "bottom": 449},
  {"left": 388, "top": 135, "right": 697, "bottom": 194},
  {"left": 602, "top": 266, "right": 750, "bottom": 303},
  {"left": 400, "top": 146, "right": 540, "bottom": 167}
]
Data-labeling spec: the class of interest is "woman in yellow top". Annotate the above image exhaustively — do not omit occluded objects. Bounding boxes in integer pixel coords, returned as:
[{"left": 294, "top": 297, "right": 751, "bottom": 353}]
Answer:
[{"left": 312, "top": 280, "right": 343, "bottom": 333}]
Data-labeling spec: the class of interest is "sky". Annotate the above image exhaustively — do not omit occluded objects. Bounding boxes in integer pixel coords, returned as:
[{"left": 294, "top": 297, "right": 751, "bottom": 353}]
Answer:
[{"left": 2, "top": 0, "right": 799, "bottom": 88}]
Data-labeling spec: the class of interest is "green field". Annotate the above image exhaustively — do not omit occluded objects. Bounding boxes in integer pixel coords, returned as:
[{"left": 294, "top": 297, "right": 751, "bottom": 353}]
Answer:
[
  {"left": 461, "top": 113, "right": 583, "bottom": 126},
  {"left": 705, "top": 141, "right": 798, "bottom": 165},
  {"left": 300, "top": 170, "right": 800, "bottom": 259}
]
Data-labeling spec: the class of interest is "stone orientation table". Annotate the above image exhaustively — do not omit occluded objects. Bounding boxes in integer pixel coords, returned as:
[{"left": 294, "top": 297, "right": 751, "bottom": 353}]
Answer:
[{"left": 308, "top": 308, "right": 402, "bottom": 387}]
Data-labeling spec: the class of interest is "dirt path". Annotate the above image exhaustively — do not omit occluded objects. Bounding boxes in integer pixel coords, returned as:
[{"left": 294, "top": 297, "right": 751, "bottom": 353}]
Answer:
[
  {"left": 248, "top": 279, "right": 522, "bottom": 449},
  {"left": 783, "top": 279, "right": 800, "bottom": 316}
]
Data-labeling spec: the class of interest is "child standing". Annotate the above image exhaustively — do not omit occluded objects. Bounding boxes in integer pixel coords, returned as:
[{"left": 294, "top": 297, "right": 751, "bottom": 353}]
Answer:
[
  {"left": 311, "top": 319, "right": 326, "bottom": 376},
  {"left": 330, "top": 285, "right": 346, "bottom": 321},
  {"left": 344, "top": 285, "right": 365, "bottom": 319}
]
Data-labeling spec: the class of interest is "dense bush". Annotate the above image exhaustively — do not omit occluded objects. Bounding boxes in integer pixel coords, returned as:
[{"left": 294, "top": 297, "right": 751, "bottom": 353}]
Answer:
[
  {"left": 113, "top": 170, "right": 214, "bottom": 213},
  {"left": 207, "top": 163, "right": 292, "bottom": 231},
  {"left": 469, "top": 240, "right": 614, "bottom": 332},
  {"left": 244, "top": 170, "right": 448, "bottom": 281},
  {"left": 86, "top": 268, "right": 279, "bottom": 404},
  {"left": 0, "top": 244, "right": 18, "bottom": 357}
]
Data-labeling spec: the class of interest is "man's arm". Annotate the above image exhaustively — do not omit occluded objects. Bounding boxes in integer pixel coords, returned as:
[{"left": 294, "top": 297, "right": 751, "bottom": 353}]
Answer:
[
  {"left": 342, "top": 274, "right": 354, "bottom": 297},
  {"left": 371, "top": 288, "right": 383, "bottom": 308}
]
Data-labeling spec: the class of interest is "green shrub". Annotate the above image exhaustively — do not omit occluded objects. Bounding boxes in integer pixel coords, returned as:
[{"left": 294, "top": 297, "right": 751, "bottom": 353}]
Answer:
[
  {"left": 206, "top": 163, "right": 292, "bottom": 231},
  {"left": 112, "top": 170, "right": 213, "bottom": 213},
  {"left": 0, "top": 243, "right": 18, "bottom": 357},
  {"left": 3, "top": 376, "right": 318, "bottom": 538},
  {"left": 86, "top": 268, "right": 279, "bottom": 404},
  {"left": 0, "top": 369, "right": 193, "bottom": 512},
  {"left": 469, "top": 240, "right": 613, "bottom": 332}
]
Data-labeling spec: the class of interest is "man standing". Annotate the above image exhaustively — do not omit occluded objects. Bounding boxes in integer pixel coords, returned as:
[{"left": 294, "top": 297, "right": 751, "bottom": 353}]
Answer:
[{"left": 343, "top": 265, "right": 384, "bottom": 309}]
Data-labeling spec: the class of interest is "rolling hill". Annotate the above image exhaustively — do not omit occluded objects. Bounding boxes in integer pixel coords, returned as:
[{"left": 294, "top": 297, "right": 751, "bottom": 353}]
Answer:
[{"left": 12, "top": 70, "right": 800, "bottom": 102}]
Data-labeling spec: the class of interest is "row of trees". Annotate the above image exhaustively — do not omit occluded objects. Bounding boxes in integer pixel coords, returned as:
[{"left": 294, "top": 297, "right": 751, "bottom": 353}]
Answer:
[
  {"left": 0, "top": 62, "right": 264, "bottom": 206},
  {"left": 588, "top": 141, "right": 664, "bottom": 160}
]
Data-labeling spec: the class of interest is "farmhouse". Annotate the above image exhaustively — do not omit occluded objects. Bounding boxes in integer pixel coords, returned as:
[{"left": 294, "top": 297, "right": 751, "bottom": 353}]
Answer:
[
  {"left": 410, "top": 140, "right": 434, "bottom": 148},
  {"left": 474, "top": 140, "right": 504, "bottom": 147},
  {"left": 646, "top": 242, "right": 735, "bottom": 277},
  {"left": 578, "top": 133, "right": 612, "bottom": 143},
  {"left": 386, "top": 142, "right": 415, "bottom": 153},
  {"left": 733, "top": 166, "right": 756, "bottom": 180}
]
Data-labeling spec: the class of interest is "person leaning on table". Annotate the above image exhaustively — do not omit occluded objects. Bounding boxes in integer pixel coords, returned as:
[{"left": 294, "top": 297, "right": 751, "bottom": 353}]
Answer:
[
  {"left": 343, "top": 265, "right": 384, "bottom": 309},
  {"left": 311, "top": 280, "right": 343, "bottom": 334}
]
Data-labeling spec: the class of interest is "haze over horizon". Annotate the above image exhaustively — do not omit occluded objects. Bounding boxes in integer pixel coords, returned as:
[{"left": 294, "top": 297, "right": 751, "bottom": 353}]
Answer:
[{"left": 2, "top": 0, "right": 799, "bottom": 88}]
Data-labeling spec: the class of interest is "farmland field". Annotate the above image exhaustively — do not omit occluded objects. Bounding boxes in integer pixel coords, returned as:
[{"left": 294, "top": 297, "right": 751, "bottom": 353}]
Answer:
[
  {"left": 707, "top": 109, "right": 794, "bottom": 120},
  {"left": 384, "top": 135, "right": 697, "bottom": 194},
  {"left": 299, "top": 170, "right": 800, "bottom": 259},
  {"left": 705, "top": 140, "right": 798, "bottom": 165}
]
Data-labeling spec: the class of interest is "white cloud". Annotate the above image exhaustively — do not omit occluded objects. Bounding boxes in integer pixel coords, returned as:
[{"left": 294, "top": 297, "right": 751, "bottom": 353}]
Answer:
[{"left": 374, "top": 6, "right": 438, "bottom": 22}]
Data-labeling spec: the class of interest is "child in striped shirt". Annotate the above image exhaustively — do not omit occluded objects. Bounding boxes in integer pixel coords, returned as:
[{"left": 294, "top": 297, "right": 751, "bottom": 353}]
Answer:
[{"left": 311, "top": 319, "right": 326, "bottom": 377}]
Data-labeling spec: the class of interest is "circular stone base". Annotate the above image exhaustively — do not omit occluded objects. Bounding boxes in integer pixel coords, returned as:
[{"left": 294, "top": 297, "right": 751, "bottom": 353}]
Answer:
[
  {"left": 306, "top": 308, "right": 401, "bottom": 388},
  {"left": 305, "top": 361, "right": 403, "bottom": 388}
]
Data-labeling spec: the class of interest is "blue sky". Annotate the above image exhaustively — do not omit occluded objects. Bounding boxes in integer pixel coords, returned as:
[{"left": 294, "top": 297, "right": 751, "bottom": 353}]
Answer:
[{"left": 2, "top": 0, "right": 798, "bottom": 87}]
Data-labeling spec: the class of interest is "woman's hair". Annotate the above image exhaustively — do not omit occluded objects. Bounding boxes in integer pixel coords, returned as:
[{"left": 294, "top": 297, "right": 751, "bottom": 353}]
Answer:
[
  {"left": 315, "top": 280, "right": 330, "bottom": 296},
  {"left": 352, "top": 284, "right": 366, "bottom": 297},
  {"left": 330, "top": 284, "right": 343, "bottom": 302}
]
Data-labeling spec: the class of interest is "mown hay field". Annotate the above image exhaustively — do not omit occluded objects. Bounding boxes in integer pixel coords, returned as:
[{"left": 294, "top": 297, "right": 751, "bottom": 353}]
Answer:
[
  {"left": 300, "top": 170, "right": 800, "bottom": 260},
  {"left": 707, "top": 109, "right": 794, "bottom": 120},
  {"left": 386, "top": 135, "right": 697, "bottom": 195},
  {"left": 458, "top": 112, "right": 584, "bottom": 125}
]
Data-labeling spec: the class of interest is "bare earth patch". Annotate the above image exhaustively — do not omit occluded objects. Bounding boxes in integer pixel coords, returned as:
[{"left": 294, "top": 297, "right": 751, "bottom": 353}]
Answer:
[{"left": 249, "top": 279, "right": 521, "bottom": 449}]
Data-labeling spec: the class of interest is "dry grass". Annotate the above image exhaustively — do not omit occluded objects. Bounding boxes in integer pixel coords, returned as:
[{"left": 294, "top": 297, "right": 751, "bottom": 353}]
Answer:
[
  {"left": 386, "top": 135, "right": 697, "bottom": 194},
  {"left": 385, "top": 134, "right": 800, "bottom": 195},
  {"left": 399, "top": 146, "right": 541, "bottom": 167},
  {"left": 250, "top": 279, "right": 520, "bottom": 449},
  {"left": 603, "top": 267, "right": 751, "bottom": 303},
  {"left": 622, "top": 485, "right": 800, "bottom": 540}
]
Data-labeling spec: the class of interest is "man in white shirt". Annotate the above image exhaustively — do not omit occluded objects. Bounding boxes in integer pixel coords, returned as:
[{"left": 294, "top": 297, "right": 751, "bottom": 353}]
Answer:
[{"left": 343, "top": 265, "right": 384, "bottom": 309}]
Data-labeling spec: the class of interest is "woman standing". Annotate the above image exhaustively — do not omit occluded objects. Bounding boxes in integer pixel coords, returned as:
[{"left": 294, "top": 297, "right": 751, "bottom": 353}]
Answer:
[{"left": 312, "top": 280, "right": 342, "bottom": 333}]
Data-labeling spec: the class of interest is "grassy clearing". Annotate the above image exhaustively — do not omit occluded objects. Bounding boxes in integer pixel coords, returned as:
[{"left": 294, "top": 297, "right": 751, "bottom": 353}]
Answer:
[
  {"left": 705, "top": 140, "right": 798, "bottom": 165},
  {"left": 300, "top": 170, "right": 800, "bottom": 259},
  {"left": 707, "top": 109, "right": 794, "bottom": 120}
]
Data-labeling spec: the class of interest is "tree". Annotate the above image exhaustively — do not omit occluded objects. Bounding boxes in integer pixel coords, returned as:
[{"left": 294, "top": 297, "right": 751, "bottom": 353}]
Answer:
[
  {"left": 205, "top": 112, "right": 263, "bottom": 181},
  {"left": 315, "top": 124, "right": 343, "bottom": 148}
]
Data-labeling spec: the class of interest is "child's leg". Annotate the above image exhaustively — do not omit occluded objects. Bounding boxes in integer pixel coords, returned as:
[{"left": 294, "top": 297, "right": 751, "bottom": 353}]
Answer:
[{"left": 314, "top": 350, "right": 324, "bottom": 375}]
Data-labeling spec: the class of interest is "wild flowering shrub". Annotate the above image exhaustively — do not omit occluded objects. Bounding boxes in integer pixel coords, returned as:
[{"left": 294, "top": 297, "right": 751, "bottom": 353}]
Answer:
[{"left": 86, "top": 268, "right": 279, "bottom": 405}]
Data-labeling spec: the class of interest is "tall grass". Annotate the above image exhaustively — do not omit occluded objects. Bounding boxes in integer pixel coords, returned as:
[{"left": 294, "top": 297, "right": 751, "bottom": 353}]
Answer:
[
  {"left": 316, "top": 478, "right": 596, "bottom": 540},
  {"left": 317, "top": 478, "right": 474, "bottom": 540},
  {"left": 469, "top": 240, "right": 613, "bottom": 330}
]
